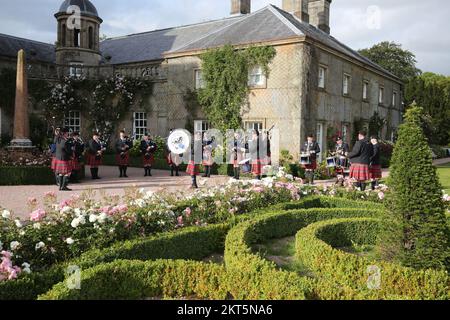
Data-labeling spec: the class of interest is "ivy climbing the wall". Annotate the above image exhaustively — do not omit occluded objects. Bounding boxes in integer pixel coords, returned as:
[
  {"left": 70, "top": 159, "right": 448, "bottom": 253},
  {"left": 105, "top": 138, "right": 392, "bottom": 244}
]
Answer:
[{"left": 197, "top": 44, "right": 276, "bottom": 131}]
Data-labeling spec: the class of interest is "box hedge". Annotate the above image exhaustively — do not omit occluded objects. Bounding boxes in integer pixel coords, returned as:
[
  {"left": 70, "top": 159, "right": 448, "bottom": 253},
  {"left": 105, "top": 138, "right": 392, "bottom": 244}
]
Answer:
[{"left": 0, "top": 166, "right": 55, "bottom": 185}]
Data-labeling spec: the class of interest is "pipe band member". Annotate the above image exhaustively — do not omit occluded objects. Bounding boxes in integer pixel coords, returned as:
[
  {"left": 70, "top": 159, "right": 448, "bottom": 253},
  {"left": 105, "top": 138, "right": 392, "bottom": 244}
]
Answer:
[
  {"left": 369, "top": 136, "right": 382, "bottom": 190},
  {"left": 229, "top": 131, "right": 245, "bottom": 180},
  {"left": 71, "top": 132, "right": 85, "bottom": 183},
  {"left": 301, "top": 134, "right": 321, "bottom": 185},
  {"left": 202, "top": 133, "right": 215, "bottom": 178},
  {"left": 87, "top": 132, "right": 105, "bottom": 180},
  {"left": 116, "top": 130, "right": 133, "bottom": 178},
  {"left": 141, "top": 133, "right": 157, "bottom": 177},
  {"left": 54, "top": 127, "right": 73, "bottom": 191},
  {"left": 50, "top": 127, "right": 61, "bottom": 186},
  {"left": 348, "top": 131, "right": 373, "bottom": 191},
  {"left": 166, "top": 129, "right": 182, "bottom": 177},
  {"left": 335, "top": 136, "right": 350, "bottom": 176},
  {"left": 248, "top": 129, "right": 264, "bottom": 180},
  {"left": 186, "top": 131, "right": 202, "bottom": 189}
]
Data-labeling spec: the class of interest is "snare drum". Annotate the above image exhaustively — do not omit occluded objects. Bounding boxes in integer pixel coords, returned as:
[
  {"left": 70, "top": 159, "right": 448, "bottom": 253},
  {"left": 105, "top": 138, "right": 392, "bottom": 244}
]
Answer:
[
  {"left": 326, "top": 157, "right": 337, "bottom": 168},
  {"left": 300, "top": 154, "right": 311, "bottom": 165}
]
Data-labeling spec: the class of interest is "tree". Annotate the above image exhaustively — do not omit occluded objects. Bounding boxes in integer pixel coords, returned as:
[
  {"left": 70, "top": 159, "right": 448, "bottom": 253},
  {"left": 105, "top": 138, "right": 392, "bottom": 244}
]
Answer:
[
  {"left": 405, "top": 72, "right": 450, "bottom": 145},
  {"left": 377, "top": 103, "right": 449, "bottom": 270},
  {"left": 358, "top": 42, "right": 421, "bottom": 82}
]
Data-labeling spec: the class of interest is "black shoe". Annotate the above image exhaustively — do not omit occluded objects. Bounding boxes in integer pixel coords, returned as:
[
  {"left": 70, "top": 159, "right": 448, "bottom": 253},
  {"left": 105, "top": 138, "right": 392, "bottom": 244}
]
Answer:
[{"left": 61, "top": 176, "right": 72, "bottom": 191}]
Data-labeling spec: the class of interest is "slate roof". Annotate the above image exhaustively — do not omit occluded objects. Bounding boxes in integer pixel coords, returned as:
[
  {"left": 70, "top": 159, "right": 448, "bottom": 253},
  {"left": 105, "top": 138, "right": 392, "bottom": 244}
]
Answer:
[{"left": 0, "top": 33, "right": 55, "bottom": 63}]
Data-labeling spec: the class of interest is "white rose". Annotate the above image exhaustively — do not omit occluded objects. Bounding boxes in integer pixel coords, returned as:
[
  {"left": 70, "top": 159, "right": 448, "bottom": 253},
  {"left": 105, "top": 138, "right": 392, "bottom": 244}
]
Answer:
[
  {"left": 33, "top": 223, "right": 41, "bottom": 230},
  {"left": 10, "top": 241, "right": 21, "bottom": 251},
  {"left": 97, "top": 212, "right": 108, "bottom": 224},
  {"left": 65, "top": 238, "right": 75, "bottom": 245},
  {"left": 89, "top": 214, "right": 98, "bottom": 223},
  {"left": 22, "top": 262, "right": 31, "bottom": 274},
  {"left": 2, "top": 210, "right": 11, "bottom": 219},
  {"left": 35, "top": 242, "right": 45, "bottom": 250},
  {"left": 60, "top": 206, "right": 72, "bottom": 214},
  {"left": 14, "top": 219, "right": 23, "bottom": 228},
  {"left": 74, "top": 208, "right": 82, "bottom": 216},
  {"left": 70, "top": 217, "right": 80, "bottom": 228}
]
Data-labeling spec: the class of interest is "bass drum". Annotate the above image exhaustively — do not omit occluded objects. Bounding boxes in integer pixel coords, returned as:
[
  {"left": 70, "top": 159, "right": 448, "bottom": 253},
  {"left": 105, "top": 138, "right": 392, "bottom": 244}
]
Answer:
[{"left": 168, "top": 129, "right": 191, "bottom": 155}]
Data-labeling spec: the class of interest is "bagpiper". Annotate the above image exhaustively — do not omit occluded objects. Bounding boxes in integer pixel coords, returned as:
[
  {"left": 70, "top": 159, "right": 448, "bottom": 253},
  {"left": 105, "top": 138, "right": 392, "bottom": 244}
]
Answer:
[
  {"left": 186, "top": 131, "right": 202, "bottom": 189},
  {"left": 202, "top": 132, "right": 215, "bottom": 178},
  {"left": 248, "top": 129, "right": 263, "bottom": 180},
  {"left": 140, "top": 133, "right": 157, "bottom": 177},
  {"left": 70, "top": 132, "right": 85, "bottom": 183},
  {"left": 166, "top": 129, "right": 183, "bottom": 177},
  {"left": 54, "top": 128, "right": 73, "bottom": 191},
  {"left": 229, "top": 131, "right": 245, "bottom": 180},
  {"left": 369, "top": 136, "right": 382, "bottom": 190},
  {"left": 301, "top": 134, "right": 321, "bottom": 185},
  {"left": 86, "top": 132, "right": 105, "bottom": 180},
  {"left": 115, "top": 130, "right": 133, "bottom": 178},
  {"left": 50, "top": 127, "right": 60, "bottom": 186},
  {"left": 348, "top": 131, "right": 373, "bottom": 191}
]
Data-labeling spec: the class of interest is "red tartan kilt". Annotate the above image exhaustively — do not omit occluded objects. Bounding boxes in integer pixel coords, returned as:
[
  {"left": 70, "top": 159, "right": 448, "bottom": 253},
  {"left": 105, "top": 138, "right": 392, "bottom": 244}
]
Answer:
[
  {"left": 369, "top": 164, "right": 382, "bottom": 179},
  {"left": 143, "top": 154, "right": 155, "bottom": 166},
  {"left": 186, "top": 161, "right": 199, "bottom": 176},
  {"left": 116, "top": 153, "right": 130, "bottom": 166},
  {"left": 51, "top": 157, "right": 57, "bottom": 171},
  {"left": 303, "top": 160, "right": 317, "bottom": 171},
  {"left": 71, "top": 159, "right": 81, "bottom": 171},
  {"left": 251, "top": 159, "right": 263, "bottom": 175},
  {"left": 54, "top": 159, "right": 72, "bottom": 176},
  {"left": 350, "top": 163, "right": 370, "bottom": 181},
  {"left": 86, "top": 154, "right": 102, "bottom": 167},
  {"left": 166, "top": 154, "right": 172, "bottom": 165}
]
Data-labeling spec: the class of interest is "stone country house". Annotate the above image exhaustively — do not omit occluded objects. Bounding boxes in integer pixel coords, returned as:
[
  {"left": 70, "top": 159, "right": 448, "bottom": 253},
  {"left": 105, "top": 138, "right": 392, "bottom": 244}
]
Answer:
[{"left": 0, "top": 0, "right": 403, "bottom": 161}]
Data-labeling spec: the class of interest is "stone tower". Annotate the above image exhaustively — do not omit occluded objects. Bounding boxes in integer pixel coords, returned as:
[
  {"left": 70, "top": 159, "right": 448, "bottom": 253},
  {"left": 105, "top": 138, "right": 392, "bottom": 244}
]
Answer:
[
  {"left": 231, "top": 0, "right": 251, "bottom": 15},
  {"left": 55, "top": 0, "right": 102, "bottom": 66}
]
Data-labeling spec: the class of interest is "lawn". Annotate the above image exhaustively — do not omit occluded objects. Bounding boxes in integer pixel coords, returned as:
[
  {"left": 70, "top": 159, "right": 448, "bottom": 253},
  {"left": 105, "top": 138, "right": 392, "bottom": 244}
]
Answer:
[{"left": 437, "top": 163, "right": 450, "bottom": 194}]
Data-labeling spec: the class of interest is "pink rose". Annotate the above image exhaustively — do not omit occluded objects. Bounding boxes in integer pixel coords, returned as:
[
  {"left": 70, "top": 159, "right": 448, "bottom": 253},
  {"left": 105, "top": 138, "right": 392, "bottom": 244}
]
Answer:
[
  {"left": 378, "top": 192, "right": 385, "bottom": 200},
  {"left": 30, "top": 209, "right": 46, "bottom": 222},
  {"left": 177, "top": 216, "right": 184, "bottom": 226},
  {"left": 184, "top": 207, "right": 192, "bottom": 218}
]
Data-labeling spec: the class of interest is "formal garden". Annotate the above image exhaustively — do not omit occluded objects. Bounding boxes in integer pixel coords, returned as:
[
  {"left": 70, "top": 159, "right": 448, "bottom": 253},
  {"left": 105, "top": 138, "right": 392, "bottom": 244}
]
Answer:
[{"left": 0, "top": 105, "right": 449, "bottom": 300}]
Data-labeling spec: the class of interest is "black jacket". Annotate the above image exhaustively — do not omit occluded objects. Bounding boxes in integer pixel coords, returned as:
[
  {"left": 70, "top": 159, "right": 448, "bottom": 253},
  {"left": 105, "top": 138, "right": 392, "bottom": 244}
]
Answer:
[
  {"left": 348, "top": 139, "right": 373, "bottom": 165},
  {"left": 115, "top": 138, "right": 133, "bottom": 155},
  {"left": 72, "top": 139, "right": 85, "bottom": 160},
  {"left": 370, "top": 143, "right": 381, "bottom": 166},
  {"left": 301, "top": 142, "right": 321, "bottom": 161},
  {"left": 88, "top": 139, "right": 102, "bottom": 155},
  {"left": 140, "top": 140, "right": 157, "bottom": 156},
  {"left": 335, "top": 142, "right": 350, "bottom": 156},
  {"left": 55, "top": 137, "right": 72, "bottom": 161}
]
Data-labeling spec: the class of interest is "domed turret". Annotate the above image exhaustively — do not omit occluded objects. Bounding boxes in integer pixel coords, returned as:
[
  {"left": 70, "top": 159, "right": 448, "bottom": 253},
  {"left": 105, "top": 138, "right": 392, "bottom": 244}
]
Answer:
[{"left": 55, "top": 0, "right": 102, "bottom": 66}]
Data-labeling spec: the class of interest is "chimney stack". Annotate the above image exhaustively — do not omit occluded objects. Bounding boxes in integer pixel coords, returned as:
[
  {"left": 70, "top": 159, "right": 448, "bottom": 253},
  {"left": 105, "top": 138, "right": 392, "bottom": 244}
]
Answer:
[
  {"left": 282, "top": 0, "right": 309, "bottom": 23},
  {"left": 308, "top": 0, "right": 332, "bottom": 34},
  {"left": 231, "top": 0, "right": 251, "bottom": 15}
]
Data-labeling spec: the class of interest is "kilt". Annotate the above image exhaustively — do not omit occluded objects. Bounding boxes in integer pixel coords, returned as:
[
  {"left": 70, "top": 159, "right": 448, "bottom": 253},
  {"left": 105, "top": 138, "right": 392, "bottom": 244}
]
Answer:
[
  {"left": 54, "top": 159, "right": 72, "bottom": 176},
  {"left": 50, "top": 157, "right": 57, "bottom": 171},
  {"left": 116, "top": 153, "right": 130, "bottom": 166},
  {"left": 251, "top": 159, "right": 264, "bottom": 175},
  {"left": 86, "top": 154, "right": 102, "bottom": 167},
  {"left": 143, "top": 154, "right": 155, "bottom": 166},
  {"left": 350, "top": 163, "right": 370, "bottom": 181},
  {"left": 369, "top": 164, "right": 382, "bottom": 179},
  {"left": 168, "top": 153, "right": 182, "bottom": 167},
  {"left": 71, "top": 158, "right": 81, "bottom": 171},
  {"left": 303, "top": 160, "right": 317, "bottom": 171},
  {"left": 186, "top": 160, "right": 199, "bottom": 176}
]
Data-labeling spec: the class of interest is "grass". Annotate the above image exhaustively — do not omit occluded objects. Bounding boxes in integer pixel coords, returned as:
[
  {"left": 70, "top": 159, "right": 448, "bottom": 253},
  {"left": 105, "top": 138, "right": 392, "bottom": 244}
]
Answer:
[{"left": 437, "top": 163, "right": 450, "bottom": 194}]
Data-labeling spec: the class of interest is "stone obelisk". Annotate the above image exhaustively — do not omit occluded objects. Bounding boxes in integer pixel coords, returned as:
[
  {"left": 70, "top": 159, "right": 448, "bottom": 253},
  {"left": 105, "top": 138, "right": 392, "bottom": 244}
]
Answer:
[{"left": 10, "top": 49, "right": 33, "bottom": 148}]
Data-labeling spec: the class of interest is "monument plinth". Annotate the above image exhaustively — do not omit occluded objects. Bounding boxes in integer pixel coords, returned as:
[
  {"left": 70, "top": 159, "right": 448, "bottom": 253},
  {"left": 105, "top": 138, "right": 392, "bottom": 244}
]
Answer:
[{"left": 9, "top": 49, "right": 34, "bottom": 150}]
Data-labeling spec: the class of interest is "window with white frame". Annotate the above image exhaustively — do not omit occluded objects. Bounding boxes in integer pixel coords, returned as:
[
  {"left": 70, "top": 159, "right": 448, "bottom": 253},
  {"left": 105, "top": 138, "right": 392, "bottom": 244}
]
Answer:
[
  {"left": 65, "top": 111, "right": 81, "bottom": 134},
  {"left": 133, "top": 112, "right": 147, "bottom": 140},
  {"left": 341, "top": 124, "right": 349, "bottom": 143},
  {"left": 194, "top": 69, "right": 205, "bottom": 89},
  {"left": 318, "top": 66, "right": 326, "bottom": 89},
  {"left": 363, "top": 80, "right": 369, "bottom": 100},
  {"left": 69, "top": 62, "right": 83, "bottom": 78},
  {"left": 248, "top": 66, "right": 265, "bottom": 87},
  {"left": 194, "top": 120, "right": 210, "bottom": 134},
  {"left": 379, "top": 86, "right": 385, "bottom": 104},
  {"left": 343, "top": 74, "right": 351, "bottom": 95},
  {"left": 392, "top": 91, "right": 397, "bottom": 107},
  {"left": 244, "top": 121, "right": 264, "bottom": 132}
]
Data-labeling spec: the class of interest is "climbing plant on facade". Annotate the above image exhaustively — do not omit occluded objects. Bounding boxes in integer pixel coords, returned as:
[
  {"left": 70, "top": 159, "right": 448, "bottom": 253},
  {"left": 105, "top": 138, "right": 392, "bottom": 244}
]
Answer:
[{"left": 197, "top": 44, "right": 276, "bottom": 132}]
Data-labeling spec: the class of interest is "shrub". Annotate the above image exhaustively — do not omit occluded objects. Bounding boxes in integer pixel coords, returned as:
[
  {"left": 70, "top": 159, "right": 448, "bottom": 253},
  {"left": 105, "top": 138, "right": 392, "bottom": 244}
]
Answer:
[
  {"left": 379, "top": 104, "right": 449, "bottom": 270},
  {"left": 0, "top": 166, "right": 55, "bottom": 185},
  {"left": 296, "top": 218, "right": 450, "bottom": 300},
  {"left": 39, "top": 259, "right": 228, "bottom": 300}
]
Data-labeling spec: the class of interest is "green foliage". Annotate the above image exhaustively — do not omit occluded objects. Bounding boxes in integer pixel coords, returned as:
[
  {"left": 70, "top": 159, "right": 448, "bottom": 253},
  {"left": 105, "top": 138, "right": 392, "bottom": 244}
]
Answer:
[
  {"left": 0, "top": 166, "right": 54, "bottom": 186},
  {"left": 358, "top": 41, "right": 421, "bottom": 81},
  {"left": 379, "top": 103, "right": 449, "bottom": 270},
  {"left": 296, "top": 218, "right": 449, "bottom": 300},
  {"left": 0, "top": 68, "right": 16, "bottom": 116},
  {"left": 405, "top": 72, "right": 450, "bottom": 145},
  {"left": 368, "top": 112, "right": 386, "bottom": 138},
  {"left": 29, "top": 114, "right": 49, "bottom": 150},
  {"left": 198, "top": 45, "right": 276, "bottom": 131}
]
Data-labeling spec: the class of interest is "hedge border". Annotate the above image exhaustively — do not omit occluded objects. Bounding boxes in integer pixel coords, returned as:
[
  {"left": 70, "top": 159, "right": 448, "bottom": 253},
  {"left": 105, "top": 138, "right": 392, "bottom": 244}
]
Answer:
[
  {"left": 295, "top": 218, "right": 450, "bottom": 300},
  {"left": 0, "top": 166, "right": 55, "bottom": 185},
  {"left": 39, "top": 259, "right": 228, "bottom": 300}
]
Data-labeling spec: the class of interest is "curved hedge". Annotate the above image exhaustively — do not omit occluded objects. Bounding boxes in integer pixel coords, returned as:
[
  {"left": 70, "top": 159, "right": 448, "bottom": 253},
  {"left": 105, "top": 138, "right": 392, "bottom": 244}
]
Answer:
[
  {"left": 224, "top": 207, "right": 383, "bottom": 300},
  {"left": 39, "top": 260, "right": 227, "bottom": 300},
  {"left": 0, "top": 224, "right": 229, "bottom": 300},
  {"left": 295, "top": 218, "right": 450, "bottom": 300}
]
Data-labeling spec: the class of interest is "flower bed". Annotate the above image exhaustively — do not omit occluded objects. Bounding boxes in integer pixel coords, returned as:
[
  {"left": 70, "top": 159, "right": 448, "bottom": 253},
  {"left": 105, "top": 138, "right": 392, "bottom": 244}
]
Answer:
[{"left": 295, "top": 218, "right": 450, "bottom": 300}]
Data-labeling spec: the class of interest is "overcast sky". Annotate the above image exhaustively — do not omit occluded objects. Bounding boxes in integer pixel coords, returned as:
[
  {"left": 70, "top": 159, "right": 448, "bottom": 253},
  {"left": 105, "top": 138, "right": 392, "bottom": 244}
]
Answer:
[{"left": 0, "top": 0, "right": 449, "bottom": 75}]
